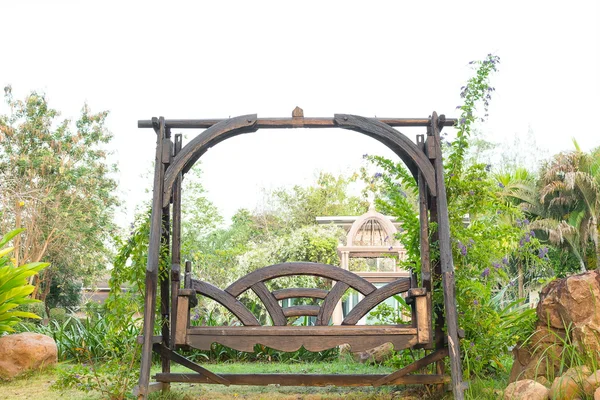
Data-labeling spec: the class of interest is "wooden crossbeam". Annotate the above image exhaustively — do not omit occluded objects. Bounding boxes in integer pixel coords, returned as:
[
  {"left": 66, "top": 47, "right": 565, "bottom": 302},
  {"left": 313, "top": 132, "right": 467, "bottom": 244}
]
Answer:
[
  {"left": 154, "top": 373, "right": 451, "bottom": 386},
  {"left": 139, "top": 117, "right": 457, "bottom": 129}
]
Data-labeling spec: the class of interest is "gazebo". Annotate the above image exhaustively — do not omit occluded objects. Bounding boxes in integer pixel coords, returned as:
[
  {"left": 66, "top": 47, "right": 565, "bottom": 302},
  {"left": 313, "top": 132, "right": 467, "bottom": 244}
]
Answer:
[{"left": 318, "top": 208, "right": 410, "bottom": 324}]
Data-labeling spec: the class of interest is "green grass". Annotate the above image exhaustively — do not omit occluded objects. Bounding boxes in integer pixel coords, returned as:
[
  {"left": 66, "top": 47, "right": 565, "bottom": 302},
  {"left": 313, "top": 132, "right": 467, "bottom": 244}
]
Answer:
[{"left": 1, "top": 360, "right": 510, "bottom": 399}]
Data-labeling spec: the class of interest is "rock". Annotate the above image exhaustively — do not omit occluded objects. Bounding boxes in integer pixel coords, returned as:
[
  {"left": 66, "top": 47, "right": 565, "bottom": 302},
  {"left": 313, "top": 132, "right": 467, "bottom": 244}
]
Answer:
[
  {"left": 504, "top": 379, "right": 550, "bottom": 400},
  {"left": 351, "top": 342, "right": 395, "bottom": 364},
  {"left": 584, "top": 370, "right": 600, "bottom": 396},
  {"left": 510, "top": 271, "right": 600, "bottom": 382},
  {"left": 535, "top": 375, "right": 550, "bottom": 387},
  {"left": 0, "top": 332, "right": 57, "bottom": 379},
  {"left": 549, "top": 367, "right": 590, "bottom": 400},
  {"left": 595, "top": 386, "right": 600, "bottom": 400},
  {"left": 537, "top": 270, "right": 600, "bottom": 360},
  {"left": 509, "top": 327, "right": 566, "bottom": 382}
]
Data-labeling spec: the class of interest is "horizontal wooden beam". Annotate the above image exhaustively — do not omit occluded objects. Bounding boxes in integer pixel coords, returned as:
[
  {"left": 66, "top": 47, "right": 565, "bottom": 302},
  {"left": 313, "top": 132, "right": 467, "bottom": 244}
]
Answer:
[
  {"left": 139, "top": 117, "right": 457, "bottom": 129},
  {"left": 187, "top": 325, "right": 417, "bottom": 336},
  {"left": 153, "top": 373, "right": 451, "bottom": 386}
]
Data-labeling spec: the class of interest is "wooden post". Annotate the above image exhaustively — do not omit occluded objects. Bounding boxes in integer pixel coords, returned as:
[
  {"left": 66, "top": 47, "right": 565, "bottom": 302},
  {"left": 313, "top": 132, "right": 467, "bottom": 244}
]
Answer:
[
  {"left": 430, "top": 112, "right": 464, "bottom": 399},
  {"left": 170, "top": 134, "right": 183, "bottom": 349},
  {"left": 160, "top": 128, "right": 173, "bottom": 393},
  {"left": 137, "top": 117, "right": 166, "bottom": 400},
  {"left": 417, "top": 134, "right": 433, "bottom": 350}
]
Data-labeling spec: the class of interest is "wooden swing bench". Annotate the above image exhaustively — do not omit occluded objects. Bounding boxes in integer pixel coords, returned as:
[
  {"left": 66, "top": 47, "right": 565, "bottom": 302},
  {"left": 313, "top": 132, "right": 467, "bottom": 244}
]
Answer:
[
  {"left": 159, "top": 261, "right": 443, "bottom": 388},
  {"left": 135, "top": 110, "right": 465, "bottom": 399}
]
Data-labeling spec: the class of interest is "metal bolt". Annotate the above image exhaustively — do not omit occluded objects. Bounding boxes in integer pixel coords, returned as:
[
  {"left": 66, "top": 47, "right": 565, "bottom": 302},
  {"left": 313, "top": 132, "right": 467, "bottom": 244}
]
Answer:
[
  {"left": 343, "top": 116, "right": 348, "bottom": 121},
  {"left": 247, "top": 119, "right": 252, "bottom": 123}
]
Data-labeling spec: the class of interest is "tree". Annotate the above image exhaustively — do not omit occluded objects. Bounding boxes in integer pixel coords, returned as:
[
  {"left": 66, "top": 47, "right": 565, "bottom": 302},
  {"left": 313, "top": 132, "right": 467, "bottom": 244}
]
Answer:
[
  {"left": 270, "top": 172, "right": 368, "bottom": 229},
  {"left": 0, "top": 87, "right": 118, "bottom": 303},
  {"left": 538, "top": 143, "right": 600, "bottom": 270}
]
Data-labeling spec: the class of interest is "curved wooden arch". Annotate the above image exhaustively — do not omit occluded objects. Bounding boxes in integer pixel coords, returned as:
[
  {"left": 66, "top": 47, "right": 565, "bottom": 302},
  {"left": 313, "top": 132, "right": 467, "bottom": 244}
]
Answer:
[
  {"left": 316, "top": 282, "right": 349, "bottom": 326},
  {"left": 162, "top": 114, "right": 436, "bottom": 207},
  {"left": 191, "top": 280, "right": 260, "bottom": 326},
  {"left": 334, "top": 114, "right": 436, "bottom": 195},
  {"left": 225, "top": 262, "right": 376, "bottom": 297},
  {"left": 342, "top": 278, "right": 411, "bottom": 325}
]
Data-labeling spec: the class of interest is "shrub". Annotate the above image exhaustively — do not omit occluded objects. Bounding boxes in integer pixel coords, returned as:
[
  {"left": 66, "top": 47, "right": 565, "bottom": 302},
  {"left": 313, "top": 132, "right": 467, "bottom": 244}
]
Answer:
[{"left": 0, "top": 228, "right": 49, "bottom": 334}]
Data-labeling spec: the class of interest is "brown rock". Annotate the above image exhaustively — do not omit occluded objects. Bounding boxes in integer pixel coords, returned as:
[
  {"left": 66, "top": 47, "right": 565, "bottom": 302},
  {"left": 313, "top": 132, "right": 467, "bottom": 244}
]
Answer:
[
  {"left": 353, "top": 342, "right": 395, "bottom": 364},
  {"left": 595, "top": 386, "right": 600, "bottom": 400},
  {"left": 584, "top": 370, "right": 600, "bottom": 396},
  {"left": 0, "top": 332, "right": 57, "bottom": 379},
  {"left": 550, "top": 367, "right": 589, "bottom": 400},
  {"left": 504, "top": 379, "right": 550, "bottom": 400},
  {"left": 511, "top": 271, "right": 600, "bottom": 383}
]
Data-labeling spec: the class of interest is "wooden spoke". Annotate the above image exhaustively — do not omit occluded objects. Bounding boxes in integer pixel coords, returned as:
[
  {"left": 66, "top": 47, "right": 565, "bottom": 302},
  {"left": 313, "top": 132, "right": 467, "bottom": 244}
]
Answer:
[
  {"left": 316, "top": 282, "right": 349, "bottom": 325},
  {"left": 251, "top": 282, "right": 287, "bottom": 326},
  {"left": 191, "top": 279, "right": 259, "bottom": 326},
  {"left": 342, "top": 278, "right": 412, "bottom": 325},
  {"left": 283, "top": 305, "right": 320, "bottom": 318},
  {"left": 225, "top": 262, "right": 376, "bottom": 297}
]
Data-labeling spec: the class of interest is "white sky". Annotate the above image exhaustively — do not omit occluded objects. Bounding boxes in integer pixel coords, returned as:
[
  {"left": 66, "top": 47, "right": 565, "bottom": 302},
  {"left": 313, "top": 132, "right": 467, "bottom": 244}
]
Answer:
[{"left": 2, "top": 0, "right": 599, "bottom": 226}]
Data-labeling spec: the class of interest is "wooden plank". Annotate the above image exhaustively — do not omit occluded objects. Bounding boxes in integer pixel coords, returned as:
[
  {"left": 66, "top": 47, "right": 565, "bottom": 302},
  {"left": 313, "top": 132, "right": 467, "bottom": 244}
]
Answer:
[
  {"left": 132, "top": 382, "right": 165, "bottom": 397},
  {"left": 191, "top": 279, "right": 260, "bottom": 326},
  {"left": 138, "top": 117, "right": 458, "bottom": 129},
  {"left": 162, "top": 115, "right": 259, "bottom": 207},
  {"left": 414, "top": 295, "right": 431, "bottom": 344},
  {"left": 225, "top": 262, "right": 376, "bottom": 297},
  {"left": 342, "top": 278, "right": 412, "bottom": 325},
  {"left": 251, "top": 282, "right": 287, "bottom": 326},
  {"left": 187, "top": 325, "right": 416, "bottom": 336},
  {"left": 372, "top": 348, "right": 450, "bottom": 387},
  {"left": 334, "top": 114, "right": 437, "bottom": 197},
  {"left": 175, "top": 295, "right": 189, "bottom": 345},
  {"left": 430, "top": 111, "right": 464, "bottom": 400},
  {"left": 283, "top": 305, "right": 320, "bottom": 317},
  {"left": 137, "top": 117, "right": 165, "bottom": 400},
  {"left": 316, "top": 282, "right": 349, "bottom": 325},
  {"left": 170, "top": 134, "right": 183, "bottom": 349},
  {"left": 272, "top": 288, "right": 328, "bottom": 300},
  {"left": 187, "top": 333, "right": 418, "bottom": 353},
  {"left": 153, "top": 373, "right": 451, "bottom": 386}
]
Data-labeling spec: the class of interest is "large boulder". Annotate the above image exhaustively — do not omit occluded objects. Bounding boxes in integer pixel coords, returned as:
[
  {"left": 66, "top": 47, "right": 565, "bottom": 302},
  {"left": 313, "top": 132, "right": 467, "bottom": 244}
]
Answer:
[
  {"left": 0, "top": 332, "right": 58, "bottom": 379},
  {"left": 504, "top": 379, "right": 550, "bottom": 400},
  {"left": 509, "top": 270, "right": 600, "bottom": 382},
  {"left": 537, "top": 270, "right": 600, "bottom": 359}
]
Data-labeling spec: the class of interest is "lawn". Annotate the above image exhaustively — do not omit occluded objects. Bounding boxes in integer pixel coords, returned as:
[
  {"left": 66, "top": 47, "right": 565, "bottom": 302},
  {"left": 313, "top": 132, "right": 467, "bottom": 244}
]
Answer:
[{"left": 1, "top": 360, "right": 483, "bottom": 400}]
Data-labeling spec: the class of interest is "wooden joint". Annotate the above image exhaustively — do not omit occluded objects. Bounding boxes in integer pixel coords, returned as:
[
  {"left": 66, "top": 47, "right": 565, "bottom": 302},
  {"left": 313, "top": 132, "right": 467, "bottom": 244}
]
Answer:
[
  {"left": 162, "top": 138, "right": 173, "bottom": 164},
  {"left": 171, "top": 263, "right": 181, "bottom": 281},
  {"left": 407, "top": 288, "right": 427, "bottom": 298},
  {"left": 178, "top": 288, "right": 195, "bottom": 297},
  {"left": 292, "top": 106, "right": 304, "bottom": 127}
]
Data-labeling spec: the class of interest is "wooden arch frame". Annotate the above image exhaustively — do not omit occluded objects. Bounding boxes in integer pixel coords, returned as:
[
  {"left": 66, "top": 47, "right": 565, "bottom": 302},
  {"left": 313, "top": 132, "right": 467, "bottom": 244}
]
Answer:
[{"left": 135, "top": 109, "right": 465, "bottom": 400}]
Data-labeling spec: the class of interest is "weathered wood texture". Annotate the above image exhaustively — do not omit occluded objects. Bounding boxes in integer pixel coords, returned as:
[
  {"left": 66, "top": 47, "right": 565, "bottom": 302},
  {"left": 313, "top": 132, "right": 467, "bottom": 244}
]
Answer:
[
  {"left": 342, "top": 278, "right": 411, "bottom": 325},
  {"left": 334, "top": 114, "right": 437, "bottom": 196},
  {"left": 282, "top": 305, "right": 320, "bottom": 318},
  {"left": 316, "top": 282, "right": 349, "bottom": 325},
  {"left": 251, "top": 282, "right": 287, "bottom": 326},
  {"left": 272, "top": 288, "right": 328, "bottom": 300},
  {"left": 430, "top": 112, "right": 464, "bottom": 400},
  {"left": 373, "top": 347, "right": 449, "bottom": 386},
  {"left": 159, "top": 114, "right": 451, "bottom": 206},
  {"left": 191, "top": 280, "right": 260, "bottom": 326},
  {"left": 139, "top": 117, "right": 457, "bottom": 129},
  {"left": 137, "top": 117, "right": 165, "bottom": 399},
  {"left": 225, "top": 262, "right": 376, "bottom": 297},
  {"left": 154, "top": 373, "right": 451, "bottom": 386},
  {"left": 186, "top": 327, "right": 418, "bottom": 353}
]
